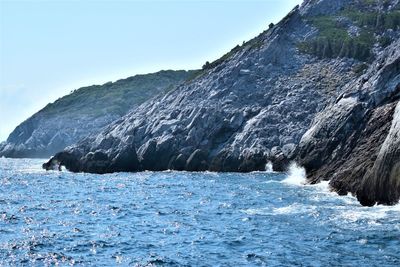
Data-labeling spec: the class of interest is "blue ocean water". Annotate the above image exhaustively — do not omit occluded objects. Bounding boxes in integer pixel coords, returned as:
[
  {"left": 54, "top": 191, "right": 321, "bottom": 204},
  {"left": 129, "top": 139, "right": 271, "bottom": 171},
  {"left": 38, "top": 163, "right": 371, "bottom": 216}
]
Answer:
[{"left": 0, "top": 158, "right": 399, "bottom": 266}]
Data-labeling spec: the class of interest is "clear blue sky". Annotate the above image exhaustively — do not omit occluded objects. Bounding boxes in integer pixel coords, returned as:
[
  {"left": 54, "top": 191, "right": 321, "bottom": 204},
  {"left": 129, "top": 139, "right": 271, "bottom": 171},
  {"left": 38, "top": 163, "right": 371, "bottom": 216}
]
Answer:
[{"left": 0, "top": 0, "right": 303, "bottom": 142}]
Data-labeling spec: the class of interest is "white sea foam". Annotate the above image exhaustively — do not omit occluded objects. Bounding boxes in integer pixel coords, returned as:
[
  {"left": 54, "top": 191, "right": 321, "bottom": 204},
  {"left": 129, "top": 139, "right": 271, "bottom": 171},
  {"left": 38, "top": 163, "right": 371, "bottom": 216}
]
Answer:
[
  {"left": 265, "top": 162, "right": 273, "bottom": 172},
  {"left": 338, "top": 203, "right": 400, "bottom": 223},
  {"left": 272, "top": 203, "right": 317, "bottom": 215},
  {"left": 241, "top": 203, "right": 316, "bottom": 216},
  {"left": 310, "top": 180, "right": 330, "bottom": 190},
  {"left": 281, "top": 162, "right": 306, "bottom": 186},
  {"left": 263, "top": 180, "right": 279, "bottom": 184},
  {"left": 357, "top": 239, "right": 368, "bottom": 245}
]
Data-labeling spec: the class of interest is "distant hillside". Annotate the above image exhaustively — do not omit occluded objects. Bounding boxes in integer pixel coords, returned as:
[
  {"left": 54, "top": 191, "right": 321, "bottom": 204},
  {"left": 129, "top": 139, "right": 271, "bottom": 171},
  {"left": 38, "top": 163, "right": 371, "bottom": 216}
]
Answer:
[{"left": 0, "top": 70, "right": 196, "bottom": 158}]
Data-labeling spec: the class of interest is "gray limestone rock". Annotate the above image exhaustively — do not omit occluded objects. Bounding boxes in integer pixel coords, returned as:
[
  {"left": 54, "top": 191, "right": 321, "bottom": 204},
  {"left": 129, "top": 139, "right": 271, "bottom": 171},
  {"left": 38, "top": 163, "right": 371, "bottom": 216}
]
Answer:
[
  {"left": 46, "top": 0, "right": 391, "bottom": 175},
  {"left": 357, "top": 102, "right": 400, "bottom": 206},
  {"left": 297, "top": 39, "right": 400, "bottom": 205},
  {"left": 42, "top": 0, "right": 400, "bottom": 207},
  {"left": 0, "top": 70, "right": 194, "bottom": 158}
]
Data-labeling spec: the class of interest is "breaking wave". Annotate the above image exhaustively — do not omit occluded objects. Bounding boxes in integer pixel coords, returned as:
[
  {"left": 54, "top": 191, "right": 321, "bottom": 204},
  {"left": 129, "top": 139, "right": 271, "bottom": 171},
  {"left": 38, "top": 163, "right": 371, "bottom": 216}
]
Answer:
[{"left": 282, "top": 162, "right": 306, "bottom": 186}]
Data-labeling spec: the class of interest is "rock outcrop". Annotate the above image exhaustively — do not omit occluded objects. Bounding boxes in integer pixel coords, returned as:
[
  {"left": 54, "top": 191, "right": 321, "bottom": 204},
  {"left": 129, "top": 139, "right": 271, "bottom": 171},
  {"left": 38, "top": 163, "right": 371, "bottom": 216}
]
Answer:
[
  {"left": 0, "top": 70, "right": 194, "bottom": 158},
  {"left": 44, "top": 0, "right": 400, "bottom": 205},
  {"left": 358, "top": 102, "right": 400, "bottom": 206},
  {"left": 298, "top": 39, "right": 400, "bottom": 205}
]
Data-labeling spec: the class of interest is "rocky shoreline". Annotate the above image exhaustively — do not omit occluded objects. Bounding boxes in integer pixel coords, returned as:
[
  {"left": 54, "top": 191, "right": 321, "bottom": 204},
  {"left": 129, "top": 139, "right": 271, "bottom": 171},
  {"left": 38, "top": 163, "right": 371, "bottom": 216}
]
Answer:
[
  {"left": 43, "top": 38, "right": 400, "bottom": 206},
  {"left": 9, "top": 0, "right": 400, "bottom": 206},
  {"left": 298, "top": 39, "right": 400, "bottom": 206}
]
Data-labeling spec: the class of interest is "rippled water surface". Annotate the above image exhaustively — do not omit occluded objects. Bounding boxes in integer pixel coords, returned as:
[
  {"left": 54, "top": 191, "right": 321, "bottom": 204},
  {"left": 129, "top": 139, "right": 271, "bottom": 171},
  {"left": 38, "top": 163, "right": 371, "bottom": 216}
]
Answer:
[{"left": 1, "top": 158, "right": 400, "bottom": 266}]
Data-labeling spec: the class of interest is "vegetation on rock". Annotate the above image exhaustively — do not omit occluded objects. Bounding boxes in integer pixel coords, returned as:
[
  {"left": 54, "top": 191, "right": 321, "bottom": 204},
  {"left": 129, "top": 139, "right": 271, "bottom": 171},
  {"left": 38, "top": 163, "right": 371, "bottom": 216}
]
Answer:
[
  {"left": 0, "top": 70, "right": 195, "bottom": 158},
  {"left": 298, "top": 5, "right": 400, "bottom": 61},
  {"left": 43, "top": 70, "right": 194, "bottom": 118}
]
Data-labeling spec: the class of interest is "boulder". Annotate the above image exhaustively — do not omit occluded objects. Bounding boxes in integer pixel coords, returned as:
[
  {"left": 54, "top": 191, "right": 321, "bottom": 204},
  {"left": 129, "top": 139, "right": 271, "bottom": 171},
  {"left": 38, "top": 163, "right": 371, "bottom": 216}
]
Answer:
[{"left": 186, "top": 149, "right": 208, "bottom": 171}]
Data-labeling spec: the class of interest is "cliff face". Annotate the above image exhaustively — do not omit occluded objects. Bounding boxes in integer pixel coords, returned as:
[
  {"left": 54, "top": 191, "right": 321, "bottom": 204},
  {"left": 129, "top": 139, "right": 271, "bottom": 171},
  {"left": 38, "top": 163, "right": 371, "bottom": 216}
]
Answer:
[
  {"left": 0, "top": 70, "right": 194, "bottom": 158},
  {"left": 357, "top": 102, "right": 400, "bottom": 206},
  {"left": 298, "top": 39, "right": 400, "bottom": 206},
  {"left": 45, "top": 0, "right": 400, "bottom": 205}
]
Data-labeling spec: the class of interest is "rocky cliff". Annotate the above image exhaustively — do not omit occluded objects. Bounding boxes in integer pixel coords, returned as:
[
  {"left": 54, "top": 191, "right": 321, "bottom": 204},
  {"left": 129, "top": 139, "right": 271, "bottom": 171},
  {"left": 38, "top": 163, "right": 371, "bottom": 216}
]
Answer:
[
  {"left": 298, "top": 38, "right": 400, "bottom": 206},
  {"left": 45, "top": 0, "right": 400, "bottom": 205},
  {"left": 0, "top": 70, "right": 194, "bottom": 158}
]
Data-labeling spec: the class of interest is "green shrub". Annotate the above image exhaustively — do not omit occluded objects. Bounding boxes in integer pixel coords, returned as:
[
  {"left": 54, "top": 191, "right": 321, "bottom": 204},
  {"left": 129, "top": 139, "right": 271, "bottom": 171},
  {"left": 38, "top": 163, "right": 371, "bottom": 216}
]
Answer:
[
  {"left": 298, "top": 8, "right": 400, "bottom": 61},
  {"left": 298, "top": 15, "right": 374, "bottom": 61},
  {"left": 353, "top": 62, "right": 369, "bottom": 75},
  {"left": 344, "top": 10, "right": 400, "bottom": 30},
  {"left": 202, "top": 44, "right": 242, "bottom": 70},
  {"left": 379, "top": 35, "right": 393, "bottom": 47},
  {"left": 41, "top": 70, "right": 195, "bottom": 119}
]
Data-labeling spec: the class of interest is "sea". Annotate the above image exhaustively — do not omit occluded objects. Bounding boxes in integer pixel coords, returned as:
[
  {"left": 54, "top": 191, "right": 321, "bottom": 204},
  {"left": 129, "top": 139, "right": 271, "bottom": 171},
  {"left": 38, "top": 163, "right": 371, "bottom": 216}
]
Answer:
[{"left": 0, "top": 158, "right": 399, "bottom": 266}]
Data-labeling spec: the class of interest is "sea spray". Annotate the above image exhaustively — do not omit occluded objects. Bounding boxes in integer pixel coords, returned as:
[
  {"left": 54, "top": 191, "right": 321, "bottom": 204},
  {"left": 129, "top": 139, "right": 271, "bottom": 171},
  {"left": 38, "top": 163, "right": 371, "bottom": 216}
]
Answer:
[
  {"left": 282, "top": 162, "right": 306, "bottom": 185},
  {"left": 265, "top": 161, "right": 273, "bottom": 172}
]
